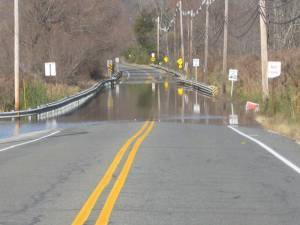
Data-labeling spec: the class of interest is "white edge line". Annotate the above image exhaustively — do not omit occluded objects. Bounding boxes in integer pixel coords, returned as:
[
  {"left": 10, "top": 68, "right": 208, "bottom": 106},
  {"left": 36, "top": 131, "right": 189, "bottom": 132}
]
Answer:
[
  {"left": 228, "top": 126, "right": 300, "bottom": 175},
  {"left": 0, "top": 130, "right": 61, "bottom": 153}
]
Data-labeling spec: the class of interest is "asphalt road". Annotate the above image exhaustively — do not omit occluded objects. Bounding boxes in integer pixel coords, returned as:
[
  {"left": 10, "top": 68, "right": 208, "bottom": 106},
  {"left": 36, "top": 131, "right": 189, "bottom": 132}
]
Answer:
[{"left": 0, "top": 65, "right": 299, "bottom": 225}]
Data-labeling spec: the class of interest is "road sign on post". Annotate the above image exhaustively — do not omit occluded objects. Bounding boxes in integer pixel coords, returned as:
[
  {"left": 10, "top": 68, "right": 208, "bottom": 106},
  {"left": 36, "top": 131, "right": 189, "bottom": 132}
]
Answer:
[
  {"left": 193, "top": 58, "right": 200, "bottom": 81},
  {"left": 267, "top": 61, "right": 281, "bottom": 79},
  {"left": 193, "top": 58, "right": 200, "bottom": 67},
  {"left": 107, "top": 60, "right": 113, "bottom": 77},
  {"left": 45, "top": 62, "right": 56, "bottom": 77},
  {"left": 177, "top": 57, "right": 183, "bottom": 70},
  {"left": 150, "top": 53, "right": 156, "bottom": 63},
  {"left": 228, "top": 69, "right": 238, "bottom": 97},
  {"left": 163, "top": 56, "right": 169, "bottom": 64},
  {"left": 228, "top": 69, "right": 238, "bottom": 81}
]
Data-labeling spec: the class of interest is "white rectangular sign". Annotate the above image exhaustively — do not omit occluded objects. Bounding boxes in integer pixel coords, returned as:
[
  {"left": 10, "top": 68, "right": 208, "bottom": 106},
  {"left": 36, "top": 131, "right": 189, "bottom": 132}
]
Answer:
[
  {"left": 193, "top": 58, "right": 200, "bottom": 67},
  {"left": 45, "top": 62, "right": 56, "bottom": 77},
  {"left": 115, "top": 57, "right": 120, "bottom": 63},
  {"left": 228, "top": 69, "right": 238, "bottom": 81},
  {"left": 268, "top": 61, "right": 281, "bottom": 79}
]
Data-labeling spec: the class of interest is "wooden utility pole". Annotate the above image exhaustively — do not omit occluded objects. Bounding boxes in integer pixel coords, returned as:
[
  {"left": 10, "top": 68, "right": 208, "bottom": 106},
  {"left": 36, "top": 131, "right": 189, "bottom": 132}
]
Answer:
[
  {"left": 222, "top": 0, "right": 228, "bottom": 95},
  {"left": 174, "top": 19, "right": 177, "bottom": 60},
  {"left": 259, "top": 0, "right": 269, "bottom": 101},
  {"left": 189, "top": 13, "right": 194, "bottom": 66},
  {"left": 165, "top": 32, "right": 169, "bottom": 57},
  {"left": 204, "top": 0, "right": 210, "bottom": 82},
  {"left": 179, "top": 1, "right": 185, "bottom": 63},
  {"left": 157, "top": 16, "right": 160, "bottom": 60},
  {"left": 14, "top": 0, "right": 20, "bottom": 111}
]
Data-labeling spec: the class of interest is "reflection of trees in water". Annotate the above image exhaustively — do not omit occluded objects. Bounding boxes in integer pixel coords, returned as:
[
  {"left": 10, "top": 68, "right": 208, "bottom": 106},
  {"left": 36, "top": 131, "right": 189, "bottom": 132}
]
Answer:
[{"left": 137, "top": 86, "right": 152, "bottom": 108}]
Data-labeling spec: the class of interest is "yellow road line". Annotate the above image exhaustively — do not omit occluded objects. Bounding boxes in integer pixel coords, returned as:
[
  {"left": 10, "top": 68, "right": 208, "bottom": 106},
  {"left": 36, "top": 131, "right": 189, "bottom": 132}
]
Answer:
[
  {"left": 71, "top": 121, "right": 150, "bottom": 225},
  {"left": 95, "top": 121, "right": 155, "bottom": 225}
]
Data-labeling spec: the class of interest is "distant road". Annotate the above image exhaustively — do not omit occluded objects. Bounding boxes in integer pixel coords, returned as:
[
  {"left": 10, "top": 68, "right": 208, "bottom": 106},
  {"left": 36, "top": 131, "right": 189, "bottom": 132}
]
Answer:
[{"left": 0, "top": 64, "right": 299, "bottom": 225}]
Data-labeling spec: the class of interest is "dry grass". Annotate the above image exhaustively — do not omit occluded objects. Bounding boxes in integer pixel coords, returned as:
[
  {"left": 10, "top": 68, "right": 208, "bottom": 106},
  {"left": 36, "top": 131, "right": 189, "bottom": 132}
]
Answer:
[
  {"left": 46, "top": 83, "right": 81, "bottom": 103},
  {"left": 256, "top": 115, "right": 300, "bottom": 144}
]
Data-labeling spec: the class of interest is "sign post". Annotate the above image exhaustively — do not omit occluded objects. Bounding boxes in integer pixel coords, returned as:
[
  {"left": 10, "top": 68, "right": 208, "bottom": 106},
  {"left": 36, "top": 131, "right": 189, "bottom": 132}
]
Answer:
[
  {"left": 107, "top": 60, "right": 113, "bottom": 78},
  {"left": 163, "top": 56, "right": 169, "bottom": 64},
  {"left": 267, "top": 61, "right": 281, "bottom": 79},
  {"left": 228, "top": 69, "right": 238, "bottom": 97},
  {"left": 150, "top": 53, "right": 156, "bottom": 63},
  {"left": 267, "top": 61, "right": 281, "bottom": 103},
  {"left": 177, "top": 57, "right": 183, "bottom": 70},
  {"left": 45, "top": 62, "right": 57, "bottom": 98},
  {"left": 115, "top": 57, "right": 120, "bottom": 72},
  {"left": 45, "top": 62, "right": 56, "bottom": 77},
  {"left": 192, "top": 58, "right": 200, "bottom": 82}
]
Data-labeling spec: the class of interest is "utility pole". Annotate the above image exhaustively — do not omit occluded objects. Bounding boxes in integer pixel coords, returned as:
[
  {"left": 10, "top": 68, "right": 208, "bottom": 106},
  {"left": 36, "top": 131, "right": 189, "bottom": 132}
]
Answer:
[
  {"left": 174, "top": 19, "right": 177, "bottom": 60},
  {"left": 259, "top": 0, "right": 269, "bottom": 101},
  {"left": 157, "top": 16, "right": 160, "bottom": 60},
  {"left": 222, "top": 0, "right": 228, "bottom": 95},
  {"left": 204, "top": 0, "right": 210, "bottom": 82},
  {"left": 14, "top": 0, "right": 20, "bottom": 111},
  {"left": 165, "top": 32, "right": 169, "bottom": 57},
  {"left": 179, "top": 1, "right": 185, "bottom": 63},
  {"left": 190, "top": 12, "right": 194, "bottom": 67}
]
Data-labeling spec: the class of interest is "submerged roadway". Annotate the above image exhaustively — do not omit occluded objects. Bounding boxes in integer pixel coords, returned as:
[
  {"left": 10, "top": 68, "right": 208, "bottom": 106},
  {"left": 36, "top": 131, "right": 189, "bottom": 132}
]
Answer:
[{"left": 0, "top": 64, "right": 299, "bottom": 225}]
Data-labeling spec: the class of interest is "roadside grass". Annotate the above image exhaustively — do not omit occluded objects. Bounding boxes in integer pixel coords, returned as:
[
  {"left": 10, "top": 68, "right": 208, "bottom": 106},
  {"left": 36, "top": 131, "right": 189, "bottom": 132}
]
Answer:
[
  {"left": 21, "top": 78, "right": 80, "bottom": 110},
  {"left": 0, "top": 76, "right": 81, "bottom": 112},
  {"left": 256, "top": 115, "right": 300, "bottom": 143}
]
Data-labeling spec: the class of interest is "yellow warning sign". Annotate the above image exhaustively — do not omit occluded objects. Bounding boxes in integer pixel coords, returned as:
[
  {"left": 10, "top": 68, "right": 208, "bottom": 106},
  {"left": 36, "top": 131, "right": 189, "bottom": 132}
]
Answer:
[
  {"left": 150, "top": 53, "right": 156, "bottom": 63},
  {"left": 163, "top": 56, "right": 169, "bottom": 63},
  {"left": 177, "top": 57, "right": 183, "bottom": 70},
  {"left": 177, "top": 57, "right": 183, "bottom": 65}
]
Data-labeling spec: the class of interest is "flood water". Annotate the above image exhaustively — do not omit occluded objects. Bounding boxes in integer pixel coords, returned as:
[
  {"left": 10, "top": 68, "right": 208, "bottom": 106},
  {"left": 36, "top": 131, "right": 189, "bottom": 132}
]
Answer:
[{"left": 0, "top": 65, "right": 257, "bottom": 139}]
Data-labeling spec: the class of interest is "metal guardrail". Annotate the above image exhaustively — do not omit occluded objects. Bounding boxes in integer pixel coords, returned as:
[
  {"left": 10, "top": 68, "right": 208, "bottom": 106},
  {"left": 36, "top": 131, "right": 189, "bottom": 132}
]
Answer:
[
  {"left": 0, "top": 72, "right": 122, "bottom": 119},
  {"left": 152, "top": 65, "right": 219, "bottom": 97}
]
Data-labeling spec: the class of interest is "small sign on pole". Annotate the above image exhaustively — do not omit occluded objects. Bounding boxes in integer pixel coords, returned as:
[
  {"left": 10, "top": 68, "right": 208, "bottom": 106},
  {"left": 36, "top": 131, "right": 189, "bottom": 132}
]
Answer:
[
  {"left": 193, "top": 58, "right": 200, "bottom": 67},
  {"left": 193, "top": 58, "right": 200, "bottom": 81},
  {"left": 267, "top": 61, "right": 281, "bottom": 79},
  {"left": 228, "top": 69, "right": 238, "bottom": 97},
  {"left": 177, "top": 57, "right": 183, "bottom": 70},
  {"left": 107, "top": 60, "right": 113, "bottom": 77},
  {"left": 228, "top": 69, "right": 238, "bottom": 81},
  {"left": 45, "top": 62, "right": 56, "bottom": 77},
  {"left": 150, "top": 53, "right": 156, "bottom": 63},
  {"left": 163, "top": 56, "right": 169, "bottom": 64}
]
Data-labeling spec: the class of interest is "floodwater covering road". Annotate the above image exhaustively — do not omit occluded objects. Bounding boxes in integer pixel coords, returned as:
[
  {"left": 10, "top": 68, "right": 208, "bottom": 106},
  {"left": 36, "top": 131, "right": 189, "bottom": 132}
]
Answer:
[{"left": 0, "top": 64, "right": 255, "bottom": 139}]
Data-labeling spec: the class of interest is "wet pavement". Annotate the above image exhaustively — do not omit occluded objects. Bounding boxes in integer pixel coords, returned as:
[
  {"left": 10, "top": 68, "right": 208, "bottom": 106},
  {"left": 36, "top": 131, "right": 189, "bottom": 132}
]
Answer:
[{"left": 0, "top": 64, "right": 257, "bottom": 139}]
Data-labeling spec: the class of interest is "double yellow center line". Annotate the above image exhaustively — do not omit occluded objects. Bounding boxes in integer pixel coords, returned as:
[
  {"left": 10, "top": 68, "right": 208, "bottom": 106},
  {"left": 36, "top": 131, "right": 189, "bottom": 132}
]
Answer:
[{"left": 71, "top": 121, "right": 155, "bottom": 225}]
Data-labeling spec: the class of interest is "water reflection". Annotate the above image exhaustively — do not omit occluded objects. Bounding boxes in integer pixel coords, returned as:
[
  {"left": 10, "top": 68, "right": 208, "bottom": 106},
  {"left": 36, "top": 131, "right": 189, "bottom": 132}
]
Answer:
[{"left": 0, "top": 69, "right": 258, "bottom": 139}]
